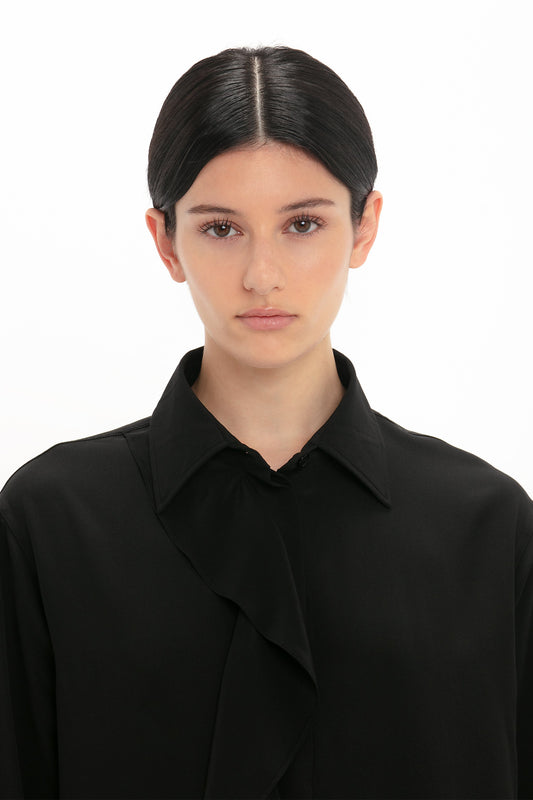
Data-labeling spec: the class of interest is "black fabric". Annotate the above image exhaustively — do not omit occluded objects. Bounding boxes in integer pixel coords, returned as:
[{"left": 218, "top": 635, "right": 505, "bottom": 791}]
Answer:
[{"left": 1, "top": 347, "right": 532, "bottom": 799}]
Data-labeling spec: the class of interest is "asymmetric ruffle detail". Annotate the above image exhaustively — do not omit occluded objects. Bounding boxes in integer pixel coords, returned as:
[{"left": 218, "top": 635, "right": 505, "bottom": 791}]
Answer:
[{"left": 127, "top": 431, "right": 318, "bottom": 798}]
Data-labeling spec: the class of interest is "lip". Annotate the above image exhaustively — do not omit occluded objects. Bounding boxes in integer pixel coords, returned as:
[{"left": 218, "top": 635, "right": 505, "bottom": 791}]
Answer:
[
  {"left": 238, "top": 307, "right": 293, "bottom": 317},
  {"left": 237, "top": 307, "right": 297, "bottom": 331}
]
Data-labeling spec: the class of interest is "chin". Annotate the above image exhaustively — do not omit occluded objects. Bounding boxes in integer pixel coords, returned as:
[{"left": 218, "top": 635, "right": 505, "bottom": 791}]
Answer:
[{"left": 224, "top": 335, "right": 322, "bottom": 373}]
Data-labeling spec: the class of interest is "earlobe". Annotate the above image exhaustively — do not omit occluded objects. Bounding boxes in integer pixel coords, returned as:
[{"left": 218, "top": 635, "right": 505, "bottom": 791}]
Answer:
[
  {"left": 349, "top": 190, "right": 383, "bottom": 270},
  {"left": 145, "top": 208, "right": 187, "bottom": 283}
]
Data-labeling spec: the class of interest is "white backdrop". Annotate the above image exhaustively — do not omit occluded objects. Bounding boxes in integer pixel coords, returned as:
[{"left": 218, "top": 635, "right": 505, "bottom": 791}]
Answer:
[{"left": 1, "top": 0, "right": 531, "bottom": 496}]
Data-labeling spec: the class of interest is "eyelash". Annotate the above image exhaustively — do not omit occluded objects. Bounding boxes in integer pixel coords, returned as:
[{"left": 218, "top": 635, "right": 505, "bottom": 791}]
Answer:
[
  {"left": 286, "top": 214, "right": 324, "bottom": 236},
  {"left": 198, "top": 214, "right": 325, "bottom": 239},
  {"left": 198, "top": 218, "right": 238, "bottom": 238}
]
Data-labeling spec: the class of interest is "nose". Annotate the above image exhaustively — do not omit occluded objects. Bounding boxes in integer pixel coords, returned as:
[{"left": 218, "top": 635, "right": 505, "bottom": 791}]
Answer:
[{"left": 242, "top": 240, "right": 285, "bottom": 296}]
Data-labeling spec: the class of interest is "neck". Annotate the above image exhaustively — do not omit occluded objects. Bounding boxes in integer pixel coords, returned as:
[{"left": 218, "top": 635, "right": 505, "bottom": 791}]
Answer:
[{"left": 192, "top": 336, "right": 345, "bottom": 470}]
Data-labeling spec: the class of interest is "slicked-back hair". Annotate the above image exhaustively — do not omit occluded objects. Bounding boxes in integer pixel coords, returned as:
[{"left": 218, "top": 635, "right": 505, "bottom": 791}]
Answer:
[{"left": 148, "top": 46, "right": 378, "bottom": 235}]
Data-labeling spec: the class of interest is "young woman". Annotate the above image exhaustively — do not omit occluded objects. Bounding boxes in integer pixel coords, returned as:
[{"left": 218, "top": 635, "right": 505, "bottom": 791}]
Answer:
[{"left": 1, "top": 46, "right": 532, "bottom": 800}]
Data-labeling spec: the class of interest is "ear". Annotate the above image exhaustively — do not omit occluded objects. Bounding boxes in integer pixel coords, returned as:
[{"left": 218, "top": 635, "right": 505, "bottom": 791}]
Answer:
[
  {"left": 349, "top": 191, "right": 383, "bottom": 270},
  {"left": 145, "top": 208, "right": 186, "bottom": 283}
]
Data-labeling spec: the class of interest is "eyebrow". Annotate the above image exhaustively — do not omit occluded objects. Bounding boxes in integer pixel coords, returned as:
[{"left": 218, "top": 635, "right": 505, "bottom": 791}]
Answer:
[
  {"left": 187, "top": 204, "right": 237, "bottom": 216},
  {"left": 186, "top": 197, "right": 336, "bottom": 216},
  {"left": 278, "top": 197, "right": 336, "bottom": 213}
]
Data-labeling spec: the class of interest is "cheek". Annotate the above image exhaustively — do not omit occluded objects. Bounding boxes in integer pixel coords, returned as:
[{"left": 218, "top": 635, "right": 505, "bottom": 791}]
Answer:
[
  {"left": 183, "top": 263, "right": 233, "bottom": 318},
  {"left": 178, "top": 236, "right": 240, "bottom": 289},
  {"left": 307, "top": 242, "right": 352, "bottom": 289},
  {"left": 304, "top": 250, "right": 351, "bottom": 318},
  {"left": 186, "top": 274, "right": 215, "bottom": 308}
]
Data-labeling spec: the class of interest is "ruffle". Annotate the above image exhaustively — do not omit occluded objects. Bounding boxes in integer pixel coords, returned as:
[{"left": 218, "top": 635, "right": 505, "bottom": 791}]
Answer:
[{"left": 126, "top": 430, "right": 318, "bottom": 798}]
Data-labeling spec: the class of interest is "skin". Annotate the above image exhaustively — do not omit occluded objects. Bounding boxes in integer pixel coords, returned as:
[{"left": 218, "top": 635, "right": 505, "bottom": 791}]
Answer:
[{"left": 146, "top": 141, "right": 382, "bottom": 469}]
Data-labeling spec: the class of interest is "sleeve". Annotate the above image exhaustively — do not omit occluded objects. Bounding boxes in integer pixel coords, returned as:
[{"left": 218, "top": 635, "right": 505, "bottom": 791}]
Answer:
[
  {"left": 0, "top": 511, "right": 58, "bottom": 799},
  {"left": 515, "top": 488, "right": 533, "bottom": 799}
]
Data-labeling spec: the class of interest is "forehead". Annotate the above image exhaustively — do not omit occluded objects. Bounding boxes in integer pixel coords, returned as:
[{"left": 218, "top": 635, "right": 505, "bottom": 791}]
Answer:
[{"left": 177, "top": 142, "right": 351, "bottom": 213}]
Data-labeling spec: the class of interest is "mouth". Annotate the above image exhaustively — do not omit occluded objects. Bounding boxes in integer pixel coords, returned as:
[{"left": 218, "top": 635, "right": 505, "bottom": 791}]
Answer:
[
  {"left": 238, "top": 307, "right": 293, "bottom": 318},
  {"left": 236, "top": 307, "right": 297, "bottom": 331}
]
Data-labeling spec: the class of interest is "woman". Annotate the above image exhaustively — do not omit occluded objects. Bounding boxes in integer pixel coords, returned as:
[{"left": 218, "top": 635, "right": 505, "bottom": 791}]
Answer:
[{"left": 1, "top": 46, "right": 532, "bottom": 800}]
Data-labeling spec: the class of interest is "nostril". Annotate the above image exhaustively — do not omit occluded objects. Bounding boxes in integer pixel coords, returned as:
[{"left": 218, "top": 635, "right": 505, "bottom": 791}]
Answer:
[{"left": 242, "top": 260, "right": 285, "bottom": 295}]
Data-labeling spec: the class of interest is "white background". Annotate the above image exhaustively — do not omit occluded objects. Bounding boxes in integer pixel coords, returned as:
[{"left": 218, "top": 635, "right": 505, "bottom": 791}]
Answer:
[{"left": 1, "top": 0, "right": 531, "bottom": 495}]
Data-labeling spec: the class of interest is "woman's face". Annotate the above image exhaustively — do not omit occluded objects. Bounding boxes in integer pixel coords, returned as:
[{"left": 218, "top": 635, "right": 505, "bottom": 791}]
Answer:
[{"left": 148, "top": 142, "right": 381, "bottom": 372}]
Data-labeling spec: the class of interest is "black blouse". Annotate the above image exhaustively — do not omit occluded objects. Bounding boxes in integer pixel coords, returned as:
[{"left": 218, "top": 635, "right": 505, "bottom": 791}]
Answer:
[{"left": 1, "top": 348, "right": 532, "bottom": 799}]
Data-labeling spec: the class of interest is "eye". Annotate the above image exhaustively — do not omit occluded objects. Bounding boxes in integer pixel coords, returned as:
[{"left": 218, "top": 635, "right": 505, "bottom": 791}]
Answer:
[
  {"left": 286, "top": 215, "right": 322, "bottom": 235},
  {"left": 199, "top": 219, "right": 240, "bottom": 238}
]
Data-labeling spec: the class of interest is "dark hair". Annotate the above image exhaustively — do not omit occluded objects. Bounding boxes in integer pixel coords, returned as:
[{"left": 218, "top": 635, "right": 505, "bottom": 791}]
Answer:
[{"left": 148, "top": 46, "right": 378, "bottom": 235}]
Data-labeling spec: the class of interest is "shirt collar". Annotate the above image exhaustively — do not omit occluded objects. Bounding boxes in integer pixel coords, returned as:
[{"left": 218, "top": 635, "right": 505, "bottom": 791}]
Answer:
[{"left": 149, "top": 347, "right": 391, "bottom": 512}]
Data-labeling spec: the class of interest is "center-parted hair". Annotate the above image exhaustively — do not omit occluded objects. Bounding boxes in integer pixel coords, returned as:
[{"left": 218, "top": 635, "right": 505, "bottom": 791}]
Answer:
[{"left": 148, "top": 46, "right": 378, "bottom": 235}]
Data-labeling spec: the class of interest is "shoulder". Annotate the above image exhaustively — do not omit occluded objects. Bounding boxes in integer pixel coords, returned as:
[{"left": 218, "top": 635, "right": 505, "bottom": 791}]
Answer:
[
  {"left": 0, "top": 417, "right": 151, "bottom": 518},
  {"left": 375, "top": 408, "right": 521, "bottom": 486},
  {"left": 374, "top": 409, "right": 532, "bottom": 534}
]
